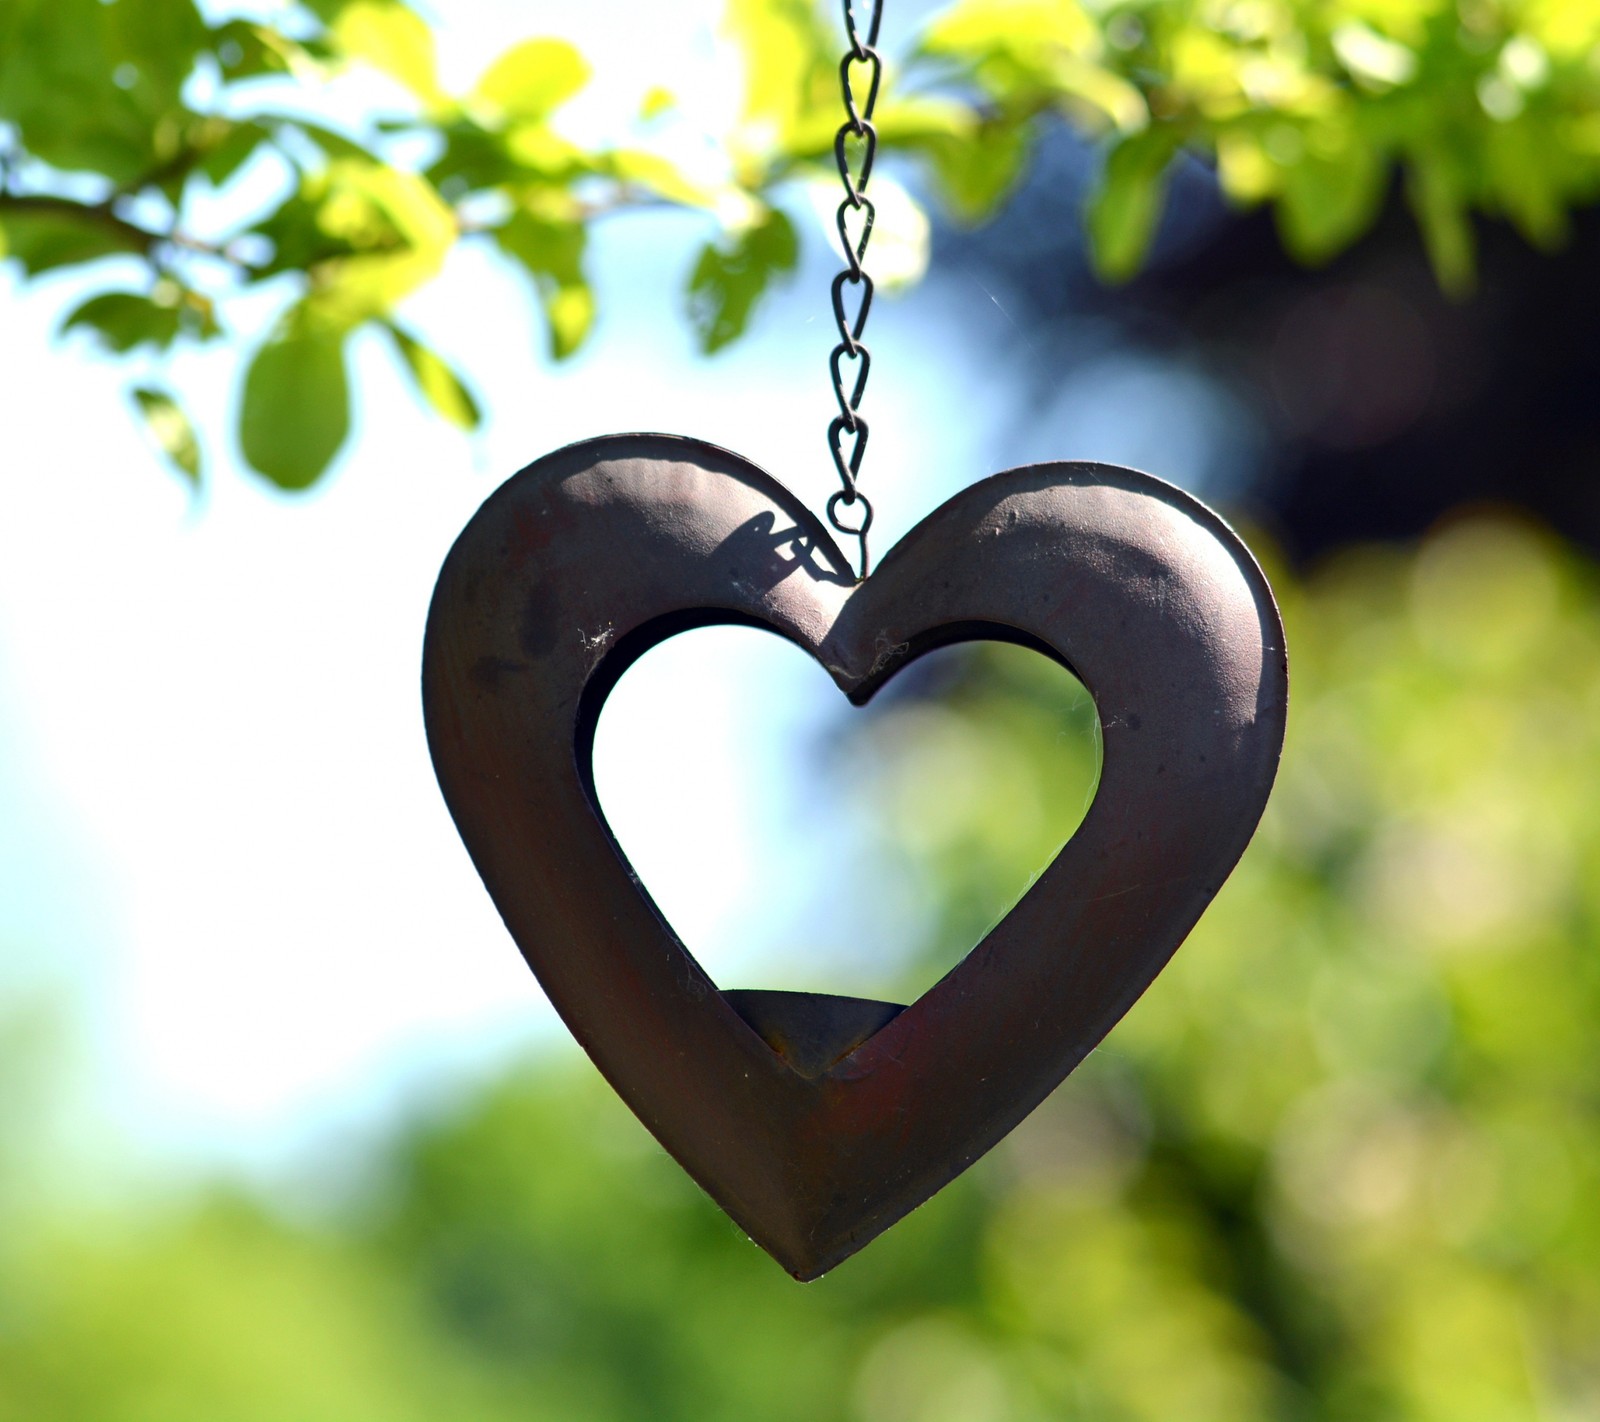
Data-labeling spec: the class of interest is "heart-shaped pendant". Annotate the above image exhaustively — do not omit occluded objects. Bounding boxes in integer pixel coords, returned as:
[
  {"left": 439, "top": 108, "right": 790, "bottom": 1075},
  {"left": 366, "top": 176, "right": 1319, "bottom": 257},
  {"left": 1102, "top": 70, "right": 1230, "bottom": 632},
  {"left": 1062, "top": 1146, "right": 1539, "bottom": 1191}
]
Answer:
[{"left": 423, "top": 433, "right": 1287, "bottom": 1279}]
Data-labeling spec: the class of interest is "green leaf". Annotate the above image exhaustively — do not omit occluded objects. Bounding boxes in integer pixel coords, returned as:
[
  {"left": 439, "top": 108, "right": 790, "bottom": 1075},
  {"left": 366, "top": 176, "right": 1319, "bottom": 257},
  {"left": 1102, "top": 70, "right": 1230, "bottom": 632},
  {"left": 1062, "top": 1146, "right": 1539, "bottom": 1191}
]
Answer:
[
  {"left": 914, "top": 114, "right": 1033, "bottom": 223},
  {"left": 603, "top": 149, "right": 717, "bottom": 208},
  {"left": 61, "top": 291, "right": 181, "bottom": 353},
  {"left": 379, "top": 321, "right": 481, "bottom": 430},
  {"left": 331, "top": 1, "right": 446, "bottom": 109},
  {"left": 104, "top": 0, "right": 208, "bottom": 108},
  {"left": 196, "top": 118, "right": 271, "bottom": 187},
  {"left": 495, "top": 211, "right": 594, "bottom": 359},
  {"left": 686, "top": 207, "right": 799, "bottom": 354},
  {"left": 1052, "top": 58, "right": 1149, "bottom": 136},
  {"left": 426, "top": 120, "right": 519, "bottom": 193},
  {"left": 258, "top": 113, "right": 376, "bottom": 162},
  {"left": 1086, "top": 129, "right": 1180, "bottom": 282},
  {"left": 297, "top": 0, "right": 362, "bottom": 21},
  {"left": 1484, "top": 120, "right": 1568, "bottom": 250},
  {"left": 239, "top": 321, "right": 351, "bottom": 490},
  {"left": 176, "top": 285, "right": 223, "bottom": 341},
  {"left": 915, "top": 0, "right": 1112, "bottom": 126},
  {"left": 0, "top": 0, "right": 144, "bottom": 179},
  {"left": 639, "top": 86, "right": 676, "bottom": 121},
  {"left": 317, "top": 163, "right": 456, "bottom": 322},
  {"left": 1276, "top": 127, "right": 1387, "bottom": 264},
  {"left": 209, "top": 19, "right": 302, "bottom": 80},
  {"left": 131, "top": 385, "right": 201, "bottom": 486},
  {"left": 472, "top": 40, "right": 588, "bottom": 122},
  {"left": 724, "top": 0, "right": 833, "bottom": 143},
  {"left": 1407, "top": 152, "right": 1476, "bottom": 297},
  {"left": 502, "top": 125, "right": 594, "bottom": 181},
  {"left": 251, "top": 160, "right": 455, "bottom": 323},
  {"left": 544, "top": 284, "right": 596, "bottom": 360},
  {"left": 0, "top": 0, "right": 204, "bottom": 181},
  {"left": 918, "top": 0, "right": 1099, "bottom": 60}
]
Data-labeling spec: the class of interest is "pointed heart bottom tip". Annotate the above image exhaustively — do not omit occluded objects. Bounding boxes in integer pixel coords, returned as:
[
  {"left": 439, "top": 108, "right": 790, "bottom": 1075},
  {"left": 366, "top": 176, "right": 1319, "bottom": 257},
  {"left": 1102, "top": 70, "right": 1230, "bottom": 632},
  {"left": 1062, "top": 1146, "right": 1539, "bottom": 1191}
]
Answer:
[
  {"left": 757, "top": 1208, "right": 888, "bottom": 1284},
  {"left": 718, "top": 990, "right": 912, "bottom": 1279},
  {"left": 758, "top": 1181, "right": 938, "bottom": 1283},
  {"left": 720, "top": 991, "right": 921, "bottom": 1279}
]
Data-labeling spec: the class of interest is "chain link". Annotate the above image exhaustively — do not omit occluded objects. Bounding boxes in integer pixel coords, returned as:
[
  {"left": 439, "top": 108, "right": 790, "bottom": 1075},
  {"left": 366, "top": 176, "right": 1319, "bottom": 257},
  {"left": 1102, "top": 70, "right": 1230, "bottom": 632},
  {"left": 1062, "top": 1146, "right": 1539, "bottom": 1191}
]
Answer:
[{"left": 826, "top": 0, "right": 884, "bottom": 580}]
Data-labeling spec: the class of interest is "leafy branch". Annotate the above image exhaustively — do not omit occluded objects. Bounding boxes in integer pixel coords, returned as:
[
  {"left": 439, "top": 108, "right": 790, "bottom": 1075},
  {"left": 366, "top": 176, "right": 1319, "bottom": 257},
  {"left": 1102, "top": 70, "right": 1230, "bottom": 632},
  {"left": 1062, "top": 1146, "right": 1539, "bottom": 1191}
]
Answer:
[
  {"left": 6, "top": 0, "right": 1600, "bottom": 494},
  {"left": 0, "top": 193, "right": 161, "bottom": 257}
]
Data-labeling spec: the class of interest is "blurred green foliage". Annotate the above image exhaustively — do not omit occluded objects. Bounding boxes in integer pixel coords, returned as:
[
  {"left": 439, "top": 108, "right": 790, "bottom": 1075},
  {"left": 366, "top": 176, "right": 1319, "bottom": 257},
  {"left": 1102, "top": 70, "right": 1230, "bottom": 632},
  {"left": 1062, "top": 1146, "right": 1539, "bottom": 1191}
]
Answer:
[
  {"left": 4, "top": 512, "right": 1600, "bottom": 1418},
  {"left": 7, "top": 0, "right": 1600, "bottom": 489}
]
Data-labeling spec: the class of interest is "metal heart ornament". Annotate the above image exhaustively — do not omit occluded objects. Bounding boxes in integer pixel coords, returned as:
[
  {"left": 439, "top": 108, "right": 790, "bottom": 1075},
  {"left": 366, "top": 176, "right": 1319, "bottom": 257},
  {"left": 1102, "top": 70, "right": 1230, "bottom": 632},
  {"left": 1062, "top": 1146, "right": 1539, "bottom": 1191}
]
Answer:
[{"left": 423, "top": 433, "right": 1287, "bottom": 1280}]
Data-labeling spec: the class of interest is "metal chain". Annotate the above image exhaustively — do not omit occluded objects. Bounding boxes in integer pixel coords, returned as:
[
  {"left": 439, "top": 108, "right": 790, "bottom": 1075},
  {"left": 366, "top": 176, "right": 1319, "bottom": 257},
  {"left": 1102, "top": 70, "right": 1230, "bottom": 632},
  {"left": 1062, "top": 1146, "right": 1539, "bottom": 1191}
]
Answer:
[{"left": 825, "top": 0, "right": 883, "bottom": 580}]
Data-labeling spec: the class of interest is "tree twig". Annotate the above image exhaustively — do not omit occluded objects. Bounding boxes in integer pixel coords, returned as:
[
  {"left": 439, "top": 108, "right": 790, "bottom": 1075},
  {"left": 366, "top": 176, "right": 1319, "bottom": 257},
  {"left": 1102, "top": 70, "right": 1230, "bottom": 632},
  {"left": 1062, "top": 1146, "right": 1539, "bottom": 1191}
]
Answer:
[
  {"left": 0, "top": 192, "right": 265, "bottom": 273},
  {"left": 0, "top": 193, "right": 160, "bottom": 255}
]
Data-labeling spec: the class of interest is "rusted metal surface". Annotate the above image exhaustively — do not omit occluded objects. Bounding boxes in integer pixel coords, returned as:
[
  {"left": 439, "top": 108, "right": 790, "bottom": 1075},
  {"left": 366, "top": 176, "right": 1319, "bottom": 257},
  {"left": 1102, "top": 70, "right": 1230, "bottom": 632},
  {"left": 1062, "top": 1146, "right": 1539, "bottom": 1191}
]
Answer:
[{"left": 423, "top": 433, "right": 1288, "bottom": 1280}]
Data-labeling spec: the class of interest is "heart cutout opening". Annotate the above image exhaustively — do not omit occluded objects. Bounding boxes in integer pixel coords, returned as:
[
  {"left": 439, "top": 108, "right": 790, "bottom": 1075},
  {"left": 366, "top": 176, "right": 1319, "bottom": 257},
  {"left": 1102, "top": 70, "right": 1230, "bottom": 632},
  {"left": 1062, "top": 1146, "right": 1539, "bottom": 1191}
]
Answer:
[{"left": 585, "top": 622, "right": 1101, "bottom": 1075}]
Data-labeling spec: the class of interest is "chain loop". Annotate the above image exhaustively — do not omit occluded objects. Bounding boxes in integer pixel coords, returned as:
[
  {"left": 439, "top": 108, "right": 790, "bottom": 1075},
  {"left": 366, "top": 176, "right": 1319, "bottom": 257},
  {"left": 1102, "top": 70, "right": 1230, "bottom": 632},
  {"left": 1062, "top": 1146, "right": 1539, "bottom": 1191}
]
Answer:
[
  {"left": 830, "top": 343, "right": 870, "bottom": 429},
  {"left": 828, "top": 413, "right": 869, "bottom": 494},
  {"left": 842, "top": 0, "right": 883, "bottom": 54},
  {"left": 825, "top": 0, "right": 885, "bottom": 579},
  {"left": 830, "top": 268, "right": 873, "bottom": 352},
  {"left": 838, "top": 50, "right": 882, "bottom": 131},
  {"left": 833, "top": 118, "right": 877, "bottom": 206},
  {"left": 834, "top": 195, "right": 876, "bottom": 279},
  {"left": 827, "top": 487, "right": 874, "bottom": 539}
]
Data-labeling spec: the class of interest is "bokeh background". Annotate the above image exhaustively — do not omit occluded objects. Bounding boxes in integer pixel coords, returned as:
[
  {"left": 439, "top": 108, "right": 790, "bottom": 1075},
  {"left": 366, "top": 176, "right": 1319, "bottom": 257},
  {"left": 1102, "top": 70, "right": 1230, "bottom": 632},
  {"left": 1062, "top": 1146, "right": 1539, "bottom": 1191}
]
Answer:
[{"left": 5, "top": 1, "right": 1600, "bottom": 1417}]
